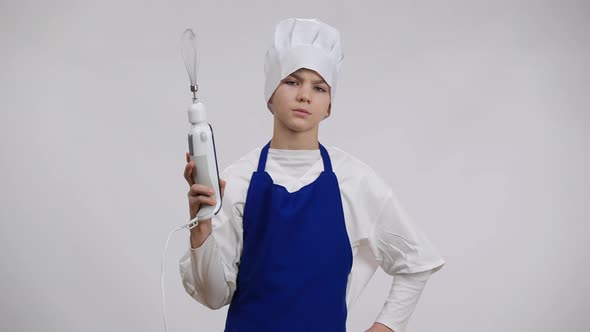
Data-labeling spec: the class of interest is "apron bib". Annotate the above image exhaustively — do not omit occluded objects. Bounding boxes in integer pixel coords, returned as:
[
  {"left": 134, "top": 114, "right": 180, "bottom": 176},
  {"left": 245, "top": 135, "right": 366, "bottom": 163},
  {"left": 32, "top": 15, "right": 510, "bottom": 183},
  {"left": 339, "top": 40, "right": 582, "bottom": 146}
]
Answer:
[{"left": 224, "top": 141, "right": 353, "bottom": 332}]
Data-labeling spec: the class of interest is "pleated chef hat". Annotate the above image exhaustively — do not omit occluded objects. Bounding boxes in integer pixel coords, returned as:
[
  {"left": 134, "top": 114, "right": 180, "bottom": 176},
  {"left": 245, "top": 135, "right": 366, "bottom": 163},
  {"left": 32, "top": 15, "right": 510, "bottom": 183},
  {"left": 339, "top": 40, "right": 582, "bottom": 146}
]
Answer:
[{"left": 264, "top": 18, "right": 343, "bottom": 111}]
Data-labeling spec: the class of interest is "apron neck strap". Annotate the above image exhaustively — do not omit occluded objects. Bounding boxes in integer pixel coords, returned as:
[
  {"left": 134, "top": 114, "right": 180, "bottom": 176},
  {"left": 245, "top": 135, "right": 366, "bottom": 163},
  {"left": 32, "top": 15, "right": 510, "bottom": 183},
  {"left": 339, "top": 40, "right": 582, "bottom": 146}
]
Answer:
[
  {"left": 257, "top": 140, "right": 333, "bottom": 173},
  {"left": 257, "top": 141, "right": 271, "bottom": 173},
  {"left": 318, "top": 143, "right": 333, "bottom": 172}
]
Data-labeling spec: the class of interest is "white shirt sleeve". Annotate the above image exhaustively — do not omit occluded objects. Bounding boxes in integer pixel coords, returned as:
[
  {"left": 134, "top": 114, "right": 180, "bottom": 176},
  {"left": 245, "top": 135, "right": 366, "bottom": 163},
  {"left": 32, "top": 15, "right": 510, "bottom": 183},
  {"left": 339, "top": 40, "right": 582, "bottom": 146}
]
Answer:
[
  {"left": 374, "top": 270, "right": 433, "bottom": 332},
  {"left": 178, "top": 166, "right": 244, "bottom": 310},
  {"left": 368, "top": 189, "right": 445, "bottom": 332}
]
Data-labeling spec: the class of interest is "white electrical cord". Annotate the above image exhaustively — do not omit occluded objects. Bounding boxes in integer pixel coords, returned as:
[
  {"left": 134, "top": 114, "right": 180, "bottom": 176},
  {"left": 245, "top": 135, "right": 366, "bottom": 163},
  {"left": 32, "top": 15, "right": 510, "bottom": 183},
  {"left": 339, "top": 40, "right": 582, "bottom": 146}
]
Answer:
[{"left": 161, "top": 212, "right": 214, "bottom": 332}]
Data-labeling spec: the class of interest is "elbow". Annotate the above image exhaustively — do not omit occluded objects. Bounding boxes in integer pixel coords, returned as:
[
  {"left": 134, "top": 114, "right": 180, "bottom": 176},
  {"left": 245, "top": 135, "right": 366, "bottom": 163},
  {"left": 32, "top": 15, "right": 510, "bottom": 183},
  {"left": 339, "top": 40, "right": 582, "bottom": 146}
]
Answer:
[
  {"left": 181, "top": 279, "right": 228, "bottom": 310},
  {"left": 199, "top": 288, "right": 230, "bottom": 310},
  {"left": 202, "top": 300, "right": 225, "bottom": 310}
]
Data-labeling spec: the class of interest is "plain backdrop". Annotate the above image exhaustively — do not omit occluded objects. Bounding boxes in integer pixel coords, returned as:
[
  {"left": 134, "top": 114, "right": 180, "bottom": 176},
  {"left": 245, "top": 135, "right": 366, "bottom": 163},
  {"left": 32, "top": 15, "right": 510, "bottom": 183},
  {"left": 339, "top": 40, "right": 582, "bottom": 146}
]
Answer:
[{"left": 1, "top": 0, "right": 589, "bottom": 331}]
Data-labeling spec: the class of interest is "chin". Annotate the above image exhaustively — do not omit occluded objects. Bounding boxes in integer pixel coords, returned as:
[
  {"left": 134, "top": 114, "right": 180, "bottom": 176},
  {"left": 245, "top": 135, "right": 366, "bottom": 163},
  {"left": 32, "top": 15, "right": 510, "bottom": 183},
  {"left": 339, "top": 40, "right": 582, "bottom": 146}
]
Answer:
[{"left": 284, "top": 119, "right": 317, "bottom": 133}]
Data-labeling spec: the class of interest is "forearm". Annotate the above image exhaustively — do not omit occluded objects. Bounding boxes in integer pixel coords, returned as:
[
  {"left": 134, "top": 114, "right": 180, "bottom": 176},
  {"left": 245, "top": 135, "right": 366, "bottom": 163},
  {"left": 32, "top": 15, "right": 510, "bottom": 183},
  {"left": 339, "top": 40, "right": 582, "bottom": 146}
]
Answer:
[
  {"left": 374, "top": 270, "right": 432, "bottom": 332},
  {"left": 180, "top": 228, "right": 231, "bottom": 309}
]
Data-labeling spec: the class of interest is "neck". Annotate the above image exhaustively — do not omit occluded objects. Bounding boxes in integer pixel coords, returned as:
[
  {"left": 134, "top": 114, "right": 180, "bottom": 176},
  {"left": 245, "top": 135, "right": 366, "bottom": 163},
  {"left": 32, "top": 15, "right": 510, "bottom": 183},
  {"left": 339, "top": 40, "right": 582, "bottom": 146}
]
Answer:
[{"left": 270, "top": 118, "right": 320, "bottom": 150}]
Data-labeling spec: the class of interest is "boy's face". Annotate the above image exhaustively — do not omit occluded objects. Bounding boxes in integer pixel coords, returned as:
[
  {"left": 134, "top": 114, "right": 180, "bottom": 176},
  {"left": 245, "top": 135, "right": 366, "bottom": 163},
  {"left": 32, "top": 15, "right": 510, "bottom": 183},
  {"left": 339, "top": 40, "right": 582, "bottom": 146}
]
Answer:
[{"left": 267, "top": 68, "right": 332, "bottom": 133}]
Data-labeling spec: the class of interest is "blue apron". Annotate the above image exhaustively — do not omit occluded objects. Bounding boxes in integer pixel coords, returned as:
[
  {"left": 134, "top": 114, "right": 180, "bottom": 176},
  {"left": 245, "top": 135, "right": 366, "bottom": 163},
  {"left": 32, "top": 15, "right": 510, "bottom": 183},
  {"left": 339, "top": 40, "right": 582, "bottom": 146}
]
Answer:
[{"left": 224, "top": 141, "right": 353, "bottom": 332}]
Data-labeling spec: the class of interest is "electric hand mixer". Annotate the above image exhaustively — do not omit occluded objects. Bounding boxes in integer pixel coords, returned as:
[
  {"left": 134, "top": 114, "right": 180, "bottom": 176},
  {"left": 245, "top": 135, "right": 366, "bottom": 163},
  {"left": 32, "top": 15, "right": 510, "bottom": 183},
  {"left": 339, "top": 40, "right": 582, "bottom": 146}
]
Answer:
[
  {"left": 181, "top": 28, "right": 222, "bottom": 228},
  {"left": 160, "top": 28, "right": 222, "bottom": 332}
]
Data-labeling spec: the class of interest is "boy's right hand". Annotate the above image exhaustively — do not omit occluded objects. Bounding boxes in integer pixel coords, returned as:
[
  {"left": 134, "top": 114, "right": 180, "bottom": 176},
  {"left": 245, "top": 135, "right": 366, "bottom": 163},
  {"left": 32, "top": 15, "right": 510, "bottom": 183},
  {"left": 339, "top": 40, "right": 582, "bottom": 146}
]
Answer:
[{"left": 184, "top": 152, "right": 226, "bottom": 223}]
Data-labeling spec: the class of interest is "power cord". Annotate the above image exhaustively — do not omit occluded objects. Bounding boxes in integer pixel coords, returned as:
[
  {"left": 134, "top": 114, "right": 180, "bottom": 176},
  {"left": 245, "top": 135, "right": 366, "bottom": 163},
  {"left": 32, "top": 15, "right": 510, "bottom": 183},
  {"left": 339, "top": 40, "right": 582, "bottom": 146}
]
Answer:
[{"left": 161, "top": 212, "right": 213, "bottom": 332}]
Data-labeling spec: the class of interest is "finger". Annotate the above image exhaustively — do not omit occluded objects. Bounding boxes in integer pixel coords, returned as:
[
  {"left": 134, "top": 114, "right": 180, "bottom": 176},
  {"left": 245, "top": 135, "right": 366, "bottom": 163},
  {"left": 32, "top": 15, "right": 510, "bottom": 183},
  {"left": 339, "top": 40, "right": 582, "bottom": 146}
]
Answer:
[
  {"left": 189, "top": 184, "right": 215, "bottom": 196},
  {"left": 190, "top": 195, "right": 217, "bottom": 207},
  {"left": 219, "top": 178, "right": 227, "bottom": 197},
  {"left": 185, "top": 152, "right": 190, "bottom": 163},
  {"left": 184, "top": 161, "right": 195, "bottom": 186}
]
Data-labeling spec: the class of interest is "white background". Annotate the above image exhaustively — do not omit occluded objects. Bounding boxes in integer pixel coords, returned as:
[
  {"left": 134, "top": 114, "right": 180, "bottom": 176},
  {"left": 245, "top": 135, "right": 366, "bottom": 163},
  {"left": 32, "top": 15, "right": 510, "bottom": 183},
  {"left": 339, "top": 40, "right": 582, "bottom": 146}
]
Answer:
[{"left": 1, "top": 0, "right": 589, "bottom": 331}]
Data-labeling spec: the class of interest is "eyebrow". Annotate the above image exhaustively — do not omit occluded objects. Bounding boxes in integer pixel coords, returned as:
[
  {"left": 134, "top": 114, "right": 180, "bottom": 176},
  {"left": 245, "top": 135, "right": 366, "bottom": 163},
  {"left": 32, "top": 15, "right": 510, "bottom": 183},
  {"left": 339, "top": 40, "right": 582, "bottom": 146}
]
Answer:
[{"left": 288, "top": 73, "right": 327, "bottom": 85}]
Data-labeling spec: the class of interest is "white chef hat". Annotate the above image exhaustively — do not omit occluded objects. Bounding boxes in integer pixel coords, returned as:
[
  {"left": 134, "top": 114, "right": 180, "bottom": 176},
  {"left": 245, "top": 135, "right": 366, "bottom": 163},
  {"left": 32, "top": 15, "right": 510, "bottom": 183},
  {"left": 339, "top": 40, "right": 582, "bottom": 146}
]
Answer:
[{"left": 264, "top": 18, "right": 344, "bottom": 111}]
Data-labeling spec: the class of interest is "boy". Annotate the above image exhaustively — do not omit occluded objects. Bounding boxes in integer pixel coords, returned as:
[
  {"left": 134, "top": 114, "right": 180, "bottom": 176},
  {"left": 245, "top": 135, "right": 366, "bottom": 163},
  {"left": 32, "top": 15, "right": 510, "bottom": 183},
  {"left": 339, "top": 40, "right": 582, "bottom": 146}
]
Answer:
[{"left": 180, "top": 18, "right": 445, "bottom": 332}]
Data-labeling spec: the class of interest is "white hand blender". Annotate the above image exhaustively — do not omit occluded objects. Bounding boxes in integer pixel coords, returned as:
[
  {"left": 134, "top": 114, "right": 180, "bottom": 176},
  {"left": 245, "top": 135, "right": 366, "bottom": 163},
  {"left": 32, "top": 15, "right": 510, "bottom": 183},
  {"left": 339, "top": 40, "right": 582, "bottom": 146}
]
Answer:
[
  {"left": 181, "top": 28, "right": 222, "bottom": 228},
  {"left": 160, "top": 28, "right": 224, "bottom": 332}
]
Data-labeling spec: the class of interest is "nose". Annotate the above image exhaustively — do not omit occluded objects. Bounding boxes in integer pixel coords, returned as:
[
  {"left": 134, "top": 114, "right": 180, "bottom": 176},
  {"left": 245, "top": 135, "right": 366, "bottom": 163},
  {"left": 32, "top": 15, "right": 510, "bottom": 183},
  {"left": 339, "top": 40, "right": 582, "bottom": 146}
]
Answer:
[{"left": 296, "top": 85, "right": 311, "bottom": 103}]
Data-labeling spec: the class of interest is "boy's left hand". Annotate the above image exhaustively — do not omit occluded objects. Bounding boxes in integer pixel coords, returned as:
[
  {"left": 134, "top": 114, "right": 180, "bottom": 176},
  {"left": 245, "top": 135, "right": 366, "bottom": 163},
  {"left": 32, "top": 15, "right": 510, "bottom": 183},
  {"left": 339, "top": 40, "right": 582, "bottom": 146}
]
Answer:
[{"left": 364, "top": 322, "right": 394, "bottom": 332}]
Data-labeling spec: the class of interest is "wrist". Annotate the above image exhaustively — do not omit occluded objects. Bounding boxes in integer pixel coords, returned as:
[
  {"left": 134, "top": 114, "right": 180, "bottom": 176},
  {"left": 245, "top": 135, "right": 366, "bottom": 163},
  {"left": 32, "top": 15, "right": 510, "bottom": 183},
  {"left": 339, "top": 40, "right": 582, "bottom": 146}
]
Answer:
[
  {"left": 189, "top": 220, "right": 212, "bottom": 249},
  {"left": 367, "top": 322, "right": 394, "bottom": 332}
]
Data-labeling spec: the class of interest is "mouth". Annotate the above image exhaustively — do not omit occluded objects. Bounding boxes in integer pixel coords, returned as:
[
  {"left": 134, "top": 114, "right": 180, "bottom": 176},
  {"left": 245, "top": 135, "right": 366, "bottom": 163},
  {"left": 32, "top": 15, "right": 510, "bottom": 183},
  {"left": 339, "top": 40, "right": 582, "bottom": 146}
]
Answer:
[{"left": 292, "top": 108, "right": 311, "bottom": 115}]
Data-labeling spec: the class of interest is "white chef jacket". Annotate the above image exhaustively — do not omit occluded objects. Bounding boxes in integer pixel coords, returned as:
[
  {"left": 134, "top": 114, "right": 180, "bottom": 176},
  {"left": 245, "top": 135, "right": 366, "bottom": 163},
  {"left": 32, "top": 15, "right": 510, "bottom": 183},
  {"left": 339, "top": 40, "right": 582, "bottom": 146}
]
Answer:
[{"left": 179, "top": 145, "right": 445, "bottom": 332}]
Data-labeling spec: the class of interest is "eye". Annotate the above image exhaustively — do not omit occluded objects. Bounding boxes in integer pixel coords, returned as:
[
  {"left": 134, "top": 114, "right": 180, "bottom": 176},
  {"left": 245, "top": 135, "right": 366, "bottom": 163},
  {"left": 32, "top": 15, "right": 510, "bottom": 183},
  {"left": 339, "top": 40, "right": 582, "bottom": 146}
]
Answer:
[
  {"left": 314, "top": 86, "right": 327, "bottom": 92},
  {"left": 285, "top": 80, "right": 298, "bottom": 86}
]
